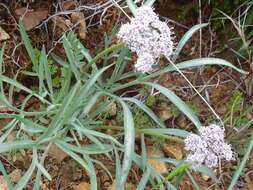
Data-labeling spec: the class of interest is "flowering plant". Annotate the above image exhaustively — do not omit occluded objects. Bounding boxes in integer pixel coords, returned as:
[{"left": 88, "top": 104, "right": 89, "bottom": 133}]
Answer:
[{"left": 0, "top": 1, "right": 248, "bottom": 189}]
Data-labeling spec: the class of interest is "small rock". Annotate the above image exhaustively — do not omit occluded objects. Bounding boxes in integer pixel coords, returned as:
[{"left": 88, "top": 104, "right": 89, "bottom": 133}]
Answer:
[
  {"left": 109, "top": 180, "right": 136, "bottom": 190},
  {"left": 158, "top": 109, "right": 172, "bottom": 121},
  {"left": 14, "top": 152, "right": 31, "bottom": 169},
  {"left": 15, "top": 8, "right": 48, "bottom": 31},
  {"left": 62, "top": 0, "right": 77, "bottom": 11},
  {"left": 147, "top": 146, "right": 168, "bottom": 174},
  {"left": 0, "top": 176, "right": 8, "bottom": 190},
  {"left": 48, "top": 144, "right": 68, "bottom": 162},
  {"left": 9, "top": 169, "right": 22, "bottom": 183},
  {"left": 0, "top": 27, "right": 10, "bottom": 41},
  {"left": 163, "top": 142, "right": 183, "bottom": 160},
  {"left": 156, "top": 103, "right": 172, "bottom": 121},
  {"left": 74, "top": 182, "right": 90, "bottom": 190},
  {"left": 217, "top": 104, "right": 227, "bottom": 114},
  {"left": 201, "top": 173, "right": 210, "bottom": 181},
  {"left": 107, "top": 103, "right": 117, "bottom": 117},
  {"left": 71, "top": 12, "right": 87, "bottom": 40}
]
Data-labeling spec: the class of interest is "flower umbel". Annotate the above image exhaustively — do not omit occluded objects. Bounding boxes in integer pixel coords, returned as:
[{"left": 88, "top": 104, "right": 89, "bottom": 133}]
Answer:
[
  {"left": 117, "top": 6, "right": 174, "bottom": 73},
  {"left": 184, "top": 124, "right": 233, "bottom": 168}
]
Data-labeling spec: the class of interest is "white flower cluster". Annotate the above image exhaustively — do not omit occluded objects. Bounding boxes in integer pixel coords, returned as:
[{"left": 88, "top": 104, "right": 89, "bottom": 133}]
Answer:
[
  {"left": 117, "top": 6, "right": 174, "bottom": 72},
  {"left": 184, "top": 124, "right": 233, "bottom": 169}
]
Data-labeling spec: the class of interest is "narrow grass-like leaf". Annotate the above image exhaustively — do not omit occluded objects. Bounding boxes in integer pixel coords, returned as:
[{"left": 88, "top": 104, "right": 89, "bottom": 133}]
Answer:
[
  {"left": 33, "top": 144, "right": 51, "bottom": 190},
  {"left": 144, "top": 57, "right": 248, "bottom": 82},
  {"left": 73, "top": 123, "right": 122, "bottom": 147},
  {"left": 0, "top": 160, "right": 14, "bottom": 189},
  {"left": 14, "top": 149, "right": 37, "bottom": 190},
  {"left": 140, "top": 128, "right": 190, "bottom": 138},
  {"left": 228, "top": 134, "right": 253, "bottom": 190},
  {"left": 36, "top": 162, "right": 52, "bottom": 181},
  {"left": 0, "top": 75, "right": 50, "bottom": 105},
  {"left": 19, "top": 20, "right": 38, "bottom": 71},
  {"left": 137, "top": 167, "right": 151, "bottom": 190},
  {"left": 0, "top": 43, "right": 6, "bottom": 89},
  {"left": 123, "top": 97, "right": 165, "bottom": 128},
  {"left": 38, "top": 50, "right": 45, "bottom": 96},
  {"left": 186, "top": 170, "right": 200, "bottom": 190},
  {"left": 140, "top": 134, "right": 147, "bottom": 170},
  {"left": 56, "top": 142, "right": 93, "bottom": 178},
  {"left": 92, "top": 159, "right": 113, "bottom": 181},
  {"left": 0, "top": 140, "right": 35, "bottom": 153},
  {"left": 142, "top": 82, "right": 201, "bottom": 130},
  {"left": 114, "top": 148, "right": 122, "bottom": 189},
  {"left": 117, "top": 100, "right": 135, "bottom": 188},
  {"left": 82, "top": 92, "right": 102, "bottom": 115},
  {"left": 126, "top": 0, "right": 137, "bottom": 16},
  {"left": 172, "top": 23, "right": 208, "bottom": 62},
  {"left": 63, "top": 35, "right": 81, "bottom": 80},
  {"left": 37, "top": 81, "right": 81, "bottom": 143},
  {"left": 194, "top": 166, "right": 218, "bottom": 183},
  {"left": 41, "top": 46, "right": 54, "bottom": 100},
  {"left": 0, "top": 119, "right": 17, "bottom": 143},
  {"left": 17, "top": 116, "right": 46, "bottom": 133},
  {"left": 144, "top": 0, "right": 156, "bottom": 6}
]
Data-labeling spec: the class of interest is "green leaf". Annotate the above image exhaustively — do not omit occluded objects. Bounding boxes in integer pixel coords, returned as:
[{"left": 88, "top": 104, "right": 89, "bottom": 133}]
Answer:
[
  {"left": 0, "top": 140, "right": 35, "bottom": 153},
  {"left": 126, "top": 0, "right": 137, "bottom": 16},
  {"left": 14, "top": 149, "right": 37, "bottom": 190},
  {"left": 123, "top": 97, "right": 165, "bottom": 128},
  {"left": 63, "top": 35, "right": 81, "bottom": 80},
  {"left": 0, "top": 43, "right": 6, "bottom": 89},
  {"left": 0, "top": 75, "right": 50, "bottom": 105},
  {"left": 36, "top": 162, "right": 52, "bottom": 181},
  {"left": 41, "top": 46, "right": 54, "bottom": 100},
  {"left": 172, "top": 23, "right": 208, "bottom": 62},
  {"left": 142, "top": 82, "right": 201, "bottom": 130},
  {"left": 144, "top": 0, "right": 156, "bottom": 6},
  {"left": 117, "top": 100, "right": 135, "bottom": 188},
  {"left": 19, "top": 20, "right": 38, "bottom": 71},
  {"left": 228, "top": 134, "right": 253, "bottom": 190},
  {"left": 0, "top": 160, "right": 14, "bottom": 189},
  {"left": 137, "top": 167, "right": 151, "bottom": 190},
  {"left": 140, "top": 128, "right": 190, "bottom": 138}
]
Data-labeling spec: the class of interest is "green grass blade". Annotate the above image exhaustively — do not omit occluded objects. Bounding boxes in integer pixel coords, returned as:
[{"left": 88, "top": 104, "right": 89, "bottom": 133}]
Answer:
[
  {"left": 117, "top": 100, "right": 135, "bottom": 187},
  {"left": 142, "top": 82, "right": 201, "bottom": 130},
  {"left": 37, "top": 81, "right": 81, "bottom": 142},
  {"left": 144, "top": 0, "right": 156, "bottom": 6},
  {"left": 228, "top": 134, "right": 253, "bottom": 190},
  {"left": 194, "top": 166, "right": 219, "bottom": 183},
  {"left": 63, "top": 35, "right": 81, "bottom": 81},
  {"left": 0, "top": 160, "right": 14, "bottom": 189},
  {"left": 136, "top": 167, "right": 151, "bottom": 190},
  {"left": 82, "top": 92, "right": 102, "bottom": 115},
  {"left": 0, "top": 43, "right": 6, "bottom": 89},
  {"left": 140, "top": 128, "right": 190, "bottom": 138},
  {"left": 41, "top": 46, "right": 54, "bottom": 101},
  {"left": 19, "top": 20, "right": 38, "bottom": 71},
  {"left": 123, "top": 97, "right": 165, "bottom": 128},
  {"left": 126, "top": 0, "right": 137, "bottom": 16},
  {"left": 0, "top": 140, "right": 35, "bottom": 153},
  {"left": 38, "top": 49, "right": 45, "bottom": 96},
  {"left": 36, "top": 162, "right": 52, "bottom": 181},
  {"left": 14, "top": 149, "right": 37, "bottom": 190},
  {"left": 144, "top": 57, "right": 248, "bottom": 81},
  {"left": 172, "top": 23, "right": 208, "bottom": 62},
  {"left": 0, "top": 75, "right": 51, "bottom": 105},
  {"left": 0, "top": 119, "right": 18, "bottom": 143}
]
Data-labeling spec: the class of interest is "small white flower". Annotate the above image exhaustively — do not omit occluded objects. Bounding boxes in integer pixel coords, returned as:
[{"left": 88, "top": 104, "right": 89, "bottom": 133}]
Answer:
[
  {"left": 135, "top": 53, "right": 155, "bottom": 72},
  {"left": 184, "top": 124, "right": 233, "bottom": 168},
  {"left": 117, "top": 6, "right": 174, "bottom": 73}
]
